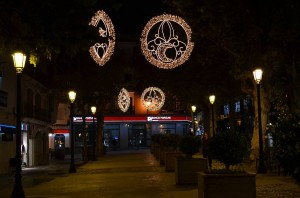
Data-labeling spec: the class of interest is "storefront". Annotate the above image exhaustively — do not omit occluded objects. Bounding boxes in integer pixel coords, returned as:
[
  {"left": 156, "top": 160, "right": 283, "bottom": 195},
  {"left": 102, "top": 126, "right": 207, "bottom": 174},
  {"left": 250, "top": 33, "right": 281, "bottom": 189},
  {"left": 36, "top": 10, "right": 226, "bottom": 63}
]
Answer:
[
  {"left": 103, "top": 115, "right": 192, "bottom": 149},
  {"left": 49, "top": 128, "right": 70, "bottom": 159},
  {"left": 0, "top": 123, "right": 28, "bottom": 172},
  {"left": 49, "top": 115, "right": 192, "bottom": 153},
  {"left": 21, "top": 123, "right": 29, "bottom": 166}
]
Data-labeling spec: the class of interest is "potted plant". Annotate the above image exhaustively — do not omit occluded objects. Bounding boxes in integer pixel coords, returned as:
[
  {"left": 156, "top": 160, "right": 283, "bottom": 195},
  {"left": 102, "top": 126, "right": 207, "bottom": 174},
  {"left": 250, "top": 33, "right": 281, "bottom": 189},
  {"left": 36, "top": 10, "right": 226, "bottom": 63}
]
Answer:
[
  {"left": 175, "top": 135, "right": 208, "bottom": 185},
  {"left": 150, "top": 134, "right": 162, "bottom": 159},
  {"left": 179, "top": 135, "right": 202, "bottom": 157},
  {"left": 160, "top": 134, "right": 182, "bottom": 171},
  {"left": 198, "top": 130, "right": 256, "bottom": 198}
]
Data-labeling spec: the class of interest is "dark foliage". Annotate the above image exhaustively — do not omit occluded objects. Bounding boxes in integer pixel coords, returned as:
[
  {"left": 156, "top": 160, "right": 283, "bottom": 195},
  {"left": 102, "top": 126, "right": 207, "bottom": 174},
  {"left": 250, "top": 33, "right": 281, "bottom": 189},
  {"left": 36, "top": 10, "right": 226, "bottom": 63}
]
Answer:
[
  {"left": 160, "top": 134, "right": 181, "bottom": 150},
  {"left": 209, "top": 130, "right": 249, "bottom": 170},
  {"left": 270, "top": 106, "right": 300, "bottom": 183},
  {"left": 179, "top": 135, "right": 201, "bottom": 156}
]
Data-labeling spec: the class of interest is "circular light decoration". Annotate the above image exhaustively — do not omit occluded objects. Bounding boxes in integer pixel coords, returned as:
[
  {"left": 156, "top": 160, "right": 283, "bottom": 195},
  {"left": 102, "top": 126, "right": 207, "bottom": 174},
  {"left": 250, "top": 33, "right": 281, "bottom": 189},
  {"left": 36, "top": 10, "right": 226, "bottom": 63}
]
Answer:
[
  {"left": 89, "top": 10, "right": 115, "bottom": 66},
  {"left": 140, "top": 14, "right": 194, "bottom": 69},
  {"left": 141, "top": 87, "right": 165, "bottom": 111},
  {"left": 118, "top": 88, "right": 130, "bottom": 112}
]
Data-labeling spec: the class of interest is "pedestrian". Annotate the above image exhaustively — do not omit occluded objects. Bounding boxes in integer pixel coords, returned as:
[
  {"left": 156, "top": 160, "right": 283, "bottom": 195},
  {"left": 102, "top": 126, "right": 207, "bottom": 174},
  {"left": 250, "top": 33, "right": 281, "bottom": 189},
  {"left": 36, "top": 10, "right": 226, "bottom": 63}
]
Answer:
[
  {"left": 21, "top": 145, "right": 26, "bottom": 165},
  {"left": 202, "top": 132, "right": 212, "bottom": 170}
]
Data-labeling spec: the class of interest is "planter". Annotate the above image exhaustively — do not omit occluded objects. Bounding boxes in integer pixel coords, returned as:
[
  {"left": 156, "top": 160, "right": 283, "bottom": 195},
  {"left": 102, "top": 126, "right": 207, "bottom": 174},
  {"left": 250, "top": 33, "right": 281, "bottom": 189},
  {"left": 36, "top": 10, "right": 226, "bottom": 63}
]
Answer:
[
  {"left": 165, "top": 151, "right": 182, "bottom": 172},
  {"left": 150, "top": 143, "right": 154, "bottom": 154},
  {"left": 153, "top": 143, "right": 160, "bottom": 159},
  {"left": 159, "top": 147, "right": 167, "bottom": 164},
  {"left": 175, "top": 157, "right": 208, "bottom": 185},
  {"left": 197, "top": 172, "right": 256, "bottom": 198}
]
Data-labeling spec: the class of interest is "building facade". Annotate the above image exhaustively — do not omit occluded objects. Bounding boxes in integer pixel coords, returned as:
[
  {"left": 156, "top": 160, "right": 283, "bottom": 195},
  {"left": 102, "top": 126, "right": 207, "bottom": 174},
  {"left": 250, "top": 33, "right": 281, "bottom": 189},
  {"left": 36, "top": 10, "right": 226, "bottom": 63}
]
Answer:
[{"left": 0, "top": 56, "right": 57, "bottom": 174}]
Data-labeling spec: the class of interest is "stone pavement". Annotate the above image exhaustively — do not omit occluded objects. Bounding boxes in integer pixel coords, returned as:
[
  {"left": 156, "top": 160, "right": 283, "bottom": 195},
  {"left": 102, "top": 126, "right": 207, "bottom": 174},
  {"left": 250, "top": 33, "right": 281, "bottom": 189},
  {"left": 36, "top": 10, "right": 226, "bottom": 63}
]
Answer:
[{"left": 1, "top": 148, "right": 300, "bottom": 198}]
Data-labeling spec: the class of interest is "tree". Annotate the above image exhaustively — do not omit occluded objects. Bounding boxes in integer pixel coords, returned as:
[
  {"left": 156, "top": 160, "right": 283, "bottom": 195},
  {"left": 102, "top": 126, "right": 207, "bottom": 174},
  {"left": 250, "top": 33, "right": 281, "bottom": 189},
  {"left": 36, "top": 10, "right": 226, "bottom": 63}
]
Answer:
[{"left": 166, "top": 0, "right": 300, "bottom": 160}]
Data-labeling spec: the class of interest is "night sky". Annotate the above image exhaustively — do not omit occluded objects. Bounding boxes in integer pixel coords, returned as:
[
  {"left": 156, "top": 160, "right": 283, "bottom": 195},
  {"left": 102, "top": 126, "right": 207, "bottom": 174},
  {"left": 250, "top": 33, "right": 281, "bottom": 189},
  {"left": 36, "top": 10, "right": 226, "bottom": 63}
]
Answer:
[{"left": 98, "top": 0, "right": 169, "bottom": 38}]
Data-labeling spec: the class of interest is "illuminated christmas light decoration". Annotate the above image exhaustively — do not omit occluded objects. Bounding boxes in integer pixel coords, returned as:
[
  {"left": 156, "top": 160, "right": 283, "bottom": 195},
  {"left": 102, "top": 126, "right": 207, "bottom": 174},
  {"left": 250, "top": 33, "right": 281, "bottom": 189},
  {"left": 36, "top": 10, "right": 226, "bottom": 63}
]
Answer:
[
  {"left": 118, "top": 88, "right": 130, "bottom": 112},
  {"left": 89, "top": 10, "right": 115, "bottom": 66},
  {"left": 141, "top": 14, "right": 194, "bottom": 69},
  {"left": 141, "top": 87, "right": 165, "bottom": 111}
]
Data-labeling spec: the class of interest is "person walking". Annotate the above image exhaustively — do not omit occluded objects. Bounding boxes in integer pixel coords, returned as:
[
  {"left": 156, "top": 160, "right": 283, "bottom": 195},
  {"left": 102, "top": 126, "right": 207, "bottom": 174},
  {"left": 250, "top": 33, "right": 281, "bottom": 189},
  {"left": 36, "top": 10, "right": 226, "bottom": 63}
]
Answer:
[{"left": 202, "top": 132, "right": 212, "bottom": 170}]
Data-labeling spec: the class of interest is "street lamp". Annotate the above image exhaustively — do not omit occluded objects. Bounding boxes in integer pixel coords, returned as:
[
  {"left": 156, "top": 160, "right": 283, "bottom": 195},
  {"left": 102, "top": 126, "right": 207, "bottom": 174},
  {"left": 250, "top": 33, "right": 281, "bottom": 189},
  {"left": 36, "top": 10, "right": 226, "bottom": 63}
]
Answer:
[
  {"left": 90, "top": 106, "right": 97, "bottom": 161},
  {"left": 191, "top": 105, "right": 196, "bottom": 135},
  {"left": 68, "top": 90, "right": 76, "bottom": 173},
  {"left": 209, "top": 95, "right": 215, "bottom": 136},
  {"left": 11, "top": 52, "right": 26, "bottom": 198},
  {"left": 253, "top": 68, "right": 267, "bottom": 173}
]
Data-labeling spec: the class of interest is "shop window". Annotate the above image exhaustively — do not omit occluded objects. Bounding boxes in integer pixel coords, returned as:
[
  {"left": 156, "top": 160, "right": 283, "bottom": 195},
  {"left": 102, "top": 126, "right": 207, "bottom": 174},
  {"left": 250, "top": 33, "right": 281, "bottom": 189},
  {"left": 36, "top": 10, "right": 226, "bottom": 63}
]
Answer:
[{"left": 159, "top": 123, "right": 176, "bottom": 134}]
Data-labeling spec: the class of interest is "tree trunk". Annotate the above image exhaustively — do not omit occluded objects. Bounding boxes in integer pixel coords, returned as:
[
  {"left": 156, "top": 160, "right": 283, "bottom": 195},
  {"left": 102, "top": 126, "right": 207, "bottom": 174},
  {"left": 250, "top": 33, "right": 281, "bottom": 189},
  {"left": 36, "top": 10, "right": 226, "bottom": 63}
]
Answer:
[
  {"left": 96, "top": 114, "right": 104, "bottom": 156},
  {"left": 82, "top": 117, "right": 88, "bottom": 162}
]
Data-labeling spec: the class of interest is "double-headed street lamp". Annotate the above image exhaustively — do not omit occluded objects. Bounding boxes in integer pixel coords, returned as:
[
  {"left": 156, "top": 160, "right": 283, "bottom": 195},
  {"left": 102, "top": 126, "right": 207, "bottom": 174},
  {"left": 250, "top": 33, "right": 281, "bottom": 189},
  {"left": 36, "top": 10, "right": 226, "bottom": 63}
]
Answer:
[
  {"left": 11, "top": 52, "right": 26, "bottom": 198},
  {"left": 253, "top": 68, "right": 267, "bottom": 173},
  {"left": 209, "top": 95, "right": 215, "bottom": 136},
  {"left": 68, "top": 90, "right": 77, "bottom": 173},
  {"left": 191, "top": 105, "right": 196, "bottom": 135},
  {"left": 90, "top": 106, "right": 97, "bottom": 161}
]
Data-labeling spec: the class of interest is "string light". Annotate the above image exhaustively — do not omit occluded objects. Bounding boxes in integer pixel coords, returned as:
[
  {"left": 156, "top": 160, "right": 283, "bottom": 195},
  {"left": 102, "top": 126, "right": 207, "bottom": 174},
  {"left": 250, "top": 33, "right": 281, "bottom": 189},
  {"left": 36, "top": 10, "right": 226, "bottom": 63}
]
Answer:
[
  {"left": 118, "top": 88, "right": 130, "bottom": 112},
  {"left": 89, "top": 10, "right": 115, "bottom": 66},
  {"left": 140, "top": 14, "right": 194, "bottom": 69},
  {"left": 141, "top": 87, "right": 165, "bottom": 111}
]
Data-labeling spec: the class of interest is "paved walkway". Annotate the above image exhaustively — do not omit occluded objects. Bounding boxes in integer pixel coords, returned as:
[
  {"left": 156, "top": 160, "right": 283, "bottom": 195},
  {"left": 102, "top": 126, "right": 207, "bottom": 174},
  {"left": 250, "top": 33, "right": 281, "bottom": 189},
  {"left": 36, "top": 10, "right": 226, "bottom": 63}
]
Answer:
[{"left": 1, "top": 148, "right": 300, "bottom": 198}]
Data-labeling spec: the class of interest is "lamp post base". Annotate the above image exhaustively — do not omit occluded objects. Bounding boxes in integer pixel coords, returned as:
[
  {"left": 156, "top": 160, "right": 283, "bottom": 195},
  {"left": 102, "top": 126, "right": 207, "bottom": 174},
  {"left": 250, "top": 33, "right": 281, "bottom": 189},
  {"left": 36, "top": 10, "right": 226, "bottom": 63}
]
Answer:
[
  {"left": 92, "top": 148, "right": 96, "bottom": 161},
  {"left": 69, "top": 164, "right": 76, "bottom": 173},
  {"left": 257, "top": 163, "right": 267, "bottom": 174},
  {"left": 11, "top": 180, "right": 25, "bottom": 198}
]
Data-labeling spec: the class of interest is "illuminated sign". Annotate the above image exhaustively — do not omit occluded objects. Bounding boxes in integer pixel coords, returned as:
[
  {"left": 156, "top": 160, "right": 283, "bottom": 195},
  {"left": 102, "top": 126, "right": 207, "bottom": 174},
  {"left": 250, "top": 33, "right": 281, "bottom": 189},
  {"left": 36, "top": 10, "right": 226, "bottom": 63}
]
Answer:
[
  {"left": 21, "top": 123, "right": 28, "bottom": 131},
  {"left": 73, "top": 116, "right": 97, "bottom": 123},
  {"left": 0, "top": 124, "right": 16, "bottom": 134},
  {"left": 53, "top": 129, "right": 69, "bottom": 134},
  {"left": 104, "top": 116, "right": 191, "bottom": 123},
  {"left": 147, "top": 116, "right": 171, "bottom": 122}
]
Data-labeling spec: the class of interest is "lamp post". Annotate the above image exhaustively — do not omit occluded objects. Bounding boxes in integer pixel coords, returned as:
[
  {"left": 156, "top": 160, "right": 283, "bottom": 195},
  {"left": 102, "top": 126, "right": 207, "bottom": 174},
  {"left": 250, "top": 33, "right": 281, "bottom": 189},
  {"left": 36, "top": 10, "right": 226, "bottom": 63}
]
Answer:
[
  {"left": 191, "top": 105, "right": 196, "bottom": 135},
  {"left": 11, "top": 52, "right": 26, "bottom": 198},
  {"left": 90, "top": 106, "right": 96, "bottom": 161},
  {"left": 209, "top": 95, "right": 215, "bottom": 136},
  {"left": 253, "top": 68, "right": 267, "bottom": 173},
  {"left": 68, "top": 90, "right": 77, "bottom": 173}
]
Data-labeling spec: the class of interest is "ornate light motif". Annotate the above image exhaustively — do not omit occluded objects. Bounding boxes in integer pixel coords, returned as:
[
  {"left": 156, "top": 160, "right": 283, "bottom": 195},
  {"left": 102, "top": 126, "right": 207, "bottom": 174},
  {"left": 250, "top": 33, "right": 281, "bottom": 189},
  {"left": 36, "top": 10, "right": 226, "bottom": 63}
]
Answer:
[
  {"left": 141, "top": 87, "right": 165, "bottom": 111},
  {"left": 89, "top": 10, "right": 115, "bottom": 66},
  {"left": 140, "top": 14, "right": 194, "bottom": 69},
  {"left": 118, "top": 88, "right": 130, "bottom": 112}
]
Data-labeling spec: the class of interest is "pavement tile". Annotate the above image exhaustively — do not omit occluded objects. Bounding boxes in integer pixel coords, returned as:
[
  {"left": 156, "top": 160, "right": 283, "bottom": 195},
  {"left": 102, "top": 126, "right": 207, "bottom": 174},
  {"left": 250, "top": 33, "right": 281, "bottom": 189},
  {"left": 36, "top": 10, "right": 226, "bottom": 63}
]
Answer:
[{"left": 0, "top": 149, "right": 299, "bottom": 198}]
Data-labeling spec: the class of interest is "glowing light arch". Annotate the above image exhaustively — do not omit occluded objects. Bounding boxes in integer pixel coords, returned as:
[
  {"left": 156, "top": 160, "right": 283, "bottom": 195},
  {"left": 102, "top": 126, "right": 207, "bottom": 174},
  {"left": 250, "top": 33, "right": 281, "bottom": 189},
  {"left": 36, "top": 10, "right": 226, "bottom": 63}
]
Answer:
[
  {"left": 89, "top": 10, "right": 115, "bottom": 66},
  {"left": 118, "top": 88, "right": 130, "bottom": 112},
  {"left": 141, "top": 87, "right": 165, "bottom": 111},
  {"left": 140, "top": 14, "right": 194, "bottom": 69}
]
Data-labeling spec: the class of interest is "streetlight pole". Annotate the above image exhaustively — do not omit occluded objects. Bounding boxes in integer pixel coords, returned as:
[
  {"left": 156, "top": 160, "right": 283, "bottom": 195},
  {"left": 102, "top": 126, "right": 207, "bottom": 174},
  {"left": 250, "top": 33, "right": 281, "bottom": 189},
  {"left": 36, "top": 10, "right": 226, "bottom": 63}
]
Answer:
[
  {"left": 68, "top": 90, "right": 77, "bottom": 173},
  {"left": 253, "top": 69, "right": 267, "bottom": 173},
  {"left": 191, "top": 105, "right": 196, "bottom": 135},
  {"left": 11, "top": 52, "right": 26, "bottom": 198},
  {"left": 90, "top": 106, "right": 97, "bottom": 161},
  {"left": 209, "top": 95, "right": 215, "bottom": 136}
]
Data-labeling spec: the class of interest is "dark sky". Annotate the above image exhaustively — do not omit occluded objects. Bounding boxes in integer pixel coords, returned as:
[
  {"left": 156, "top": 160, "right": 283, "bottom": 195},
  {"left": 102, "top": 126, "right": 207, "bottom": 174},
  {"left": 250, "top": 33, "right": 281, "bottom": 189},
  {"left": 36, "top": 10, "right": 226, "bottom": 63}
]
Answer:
[{"left": 99, "top": 0, "right": 169, "bottom": 37}]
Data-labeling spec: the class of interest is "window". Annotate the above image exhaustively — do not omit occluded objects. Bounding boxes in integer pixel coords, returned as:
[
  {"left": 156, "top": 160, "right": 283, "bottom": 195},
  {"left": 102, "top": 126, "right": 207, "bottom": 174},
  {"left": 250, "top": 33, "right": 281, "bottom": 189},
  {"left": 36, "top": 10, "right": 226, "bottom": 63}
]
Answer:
[
  {"left": 159, "top": 123, "right": 176, "bottom": 134},
  {"left": 224, "top": 104, "right": 230, "bottom": 116},
  {"left": 235, "top": 100, "right": 240, "bottom": 112}
]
